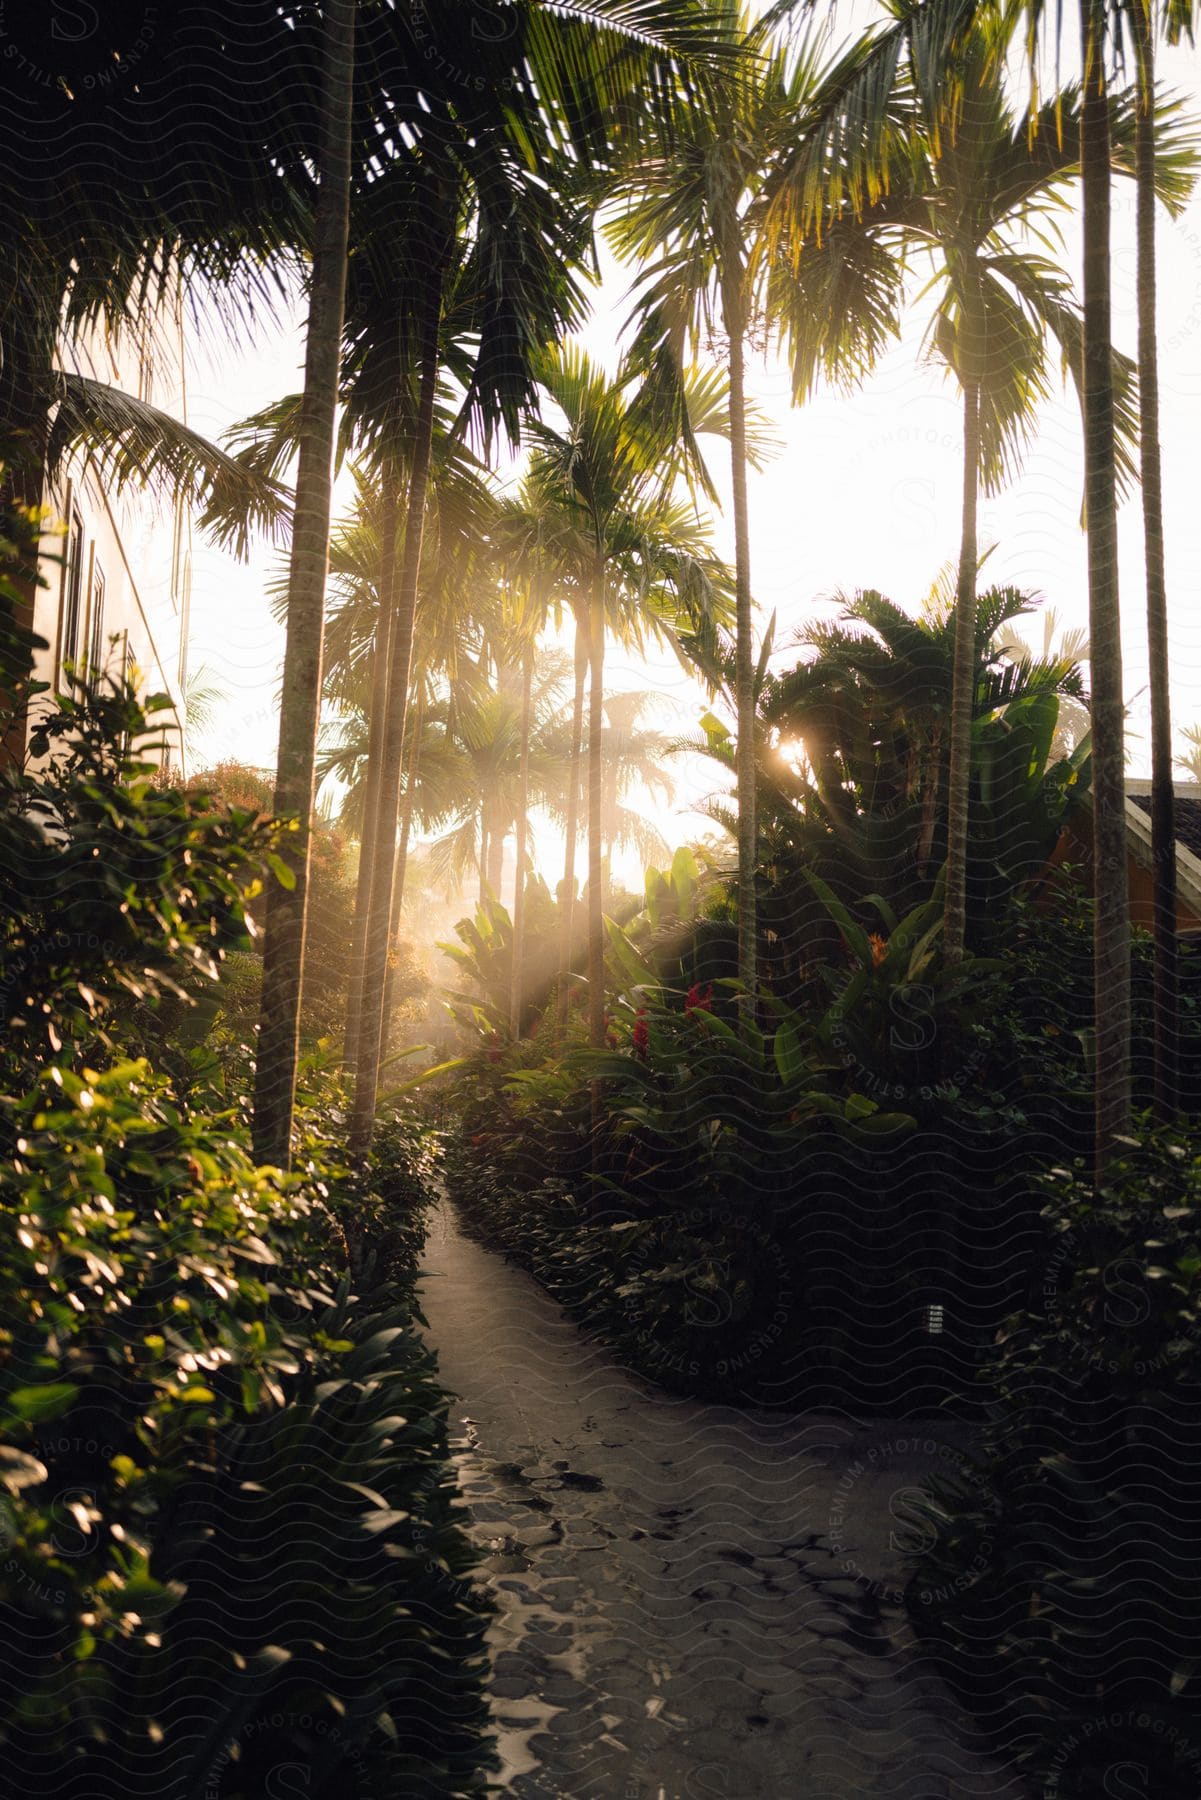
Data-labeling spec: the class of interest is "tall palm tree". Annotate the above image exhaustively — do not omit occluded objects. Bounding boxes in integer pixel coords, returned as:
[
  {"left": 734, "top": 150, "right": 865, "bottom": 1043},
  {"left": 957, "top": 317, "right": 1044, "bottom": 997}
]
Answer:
[
  {"left": 480, "top": 517, "right": 557, "bottom": 1037},
  {"left": 252, "top": 0, "right": 356, "bottom": 1168},
  {"left": 918, "top": 35, "right": 1191, "bottom": 974},
  {"left": 0, "top": 0, "right": 424, "bottom": 785},
  {"left": 528, "top": 344, "right": 734, "bottom": 1048},
  {"left": 611, "top": 8, "right": 919, "bottom": 1023},
  {"left": 593, "top": 689, "right": 678, "bottom": 899},
  {"left": 486, "top": 476, "right": 591, "bottom": 1027},
  {"left": 608, "top": 4, "right": 774, "bottom": 1023},
  {"left": 291, "top": 455, "right": 498, "bottom": 1066},
  {"left": 238, "top": 363, "right": 507, "bottom": 1089},
  {"left": 776, "top": 21, "right": 1186, "bottom": 969},
  {"left": 1079, "top": 0, "right": 1130, "bottom": 1162},
  {"left": 0, "top": 1, "right": 323, "bottom": 462},
  {"left": 345, "top": 3, "right": 737, "bottom": 1155},
  {"left": 760, "top": 0, "right": 1152, "bottom": 1173},
  {"left": 502, "top": 463, "right": 732, "bottom": 1030},
  {"left": 1132, "top": 0, "right": 1197, "bottom": 1119},
  {"left": 410, "top": 660, "right": 576, "bottom": 902},
  {"left": 1135, "top": 0, "right": 1174, "bottom": 1119}
]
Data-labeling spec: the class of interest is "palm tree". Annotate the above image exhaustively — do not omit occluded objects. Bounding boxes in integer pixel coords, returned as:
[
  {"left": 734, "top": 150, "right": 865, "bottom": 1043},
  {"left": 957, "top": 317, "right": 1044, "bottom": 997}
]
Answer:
[
  {"left": 802, "top": 24, "right": 1185, "bottom": 970},
  {"left": 485, "top": 476, "right": 591, "bottom": 1028},
  {"left": 594, "top": 690, "right": 678, "bottom": 899},
  {"left": 0, "top": 0, "right": 385, "bottom": 783},
  {"left": 1132, "top": 0, "right": 1197, "bottom": 1120},
  {"left": 422, "top": 660, "right": 575, "bottom": 902},
  {"left": 1077, "top": 0, "right": 1130, "bottom": 1162},
  {"left": 609, "top": 4, "right": 770, "bottom": 1024},
  {"left": 931, "top": 35, "right": 1190, "bottom": 977},
  {"left": 0, "top": 2, "right": 323, "bottom": 458},
  {"left": 479, "top": 525, "right": 555, "bottom": 1037},
  {"left": 527, "top": 345, "right": 734, "bottom": 1048},
  {"left": 610, "top": 9, "right": 919, "bottom": 1024},
  {"left": 344, "top": 5, "right": 738, "bottom": 1156},
  {"left": 292, "top": 455, "right": 498, "bottom": 1067},
  {"left": 759, "top": 0, "right": 1157, "bottom": 1172},
  {"left": 252, "top": 0, "right": 355, "bottom": 1169},
  {"left": 235, "top": 341, "right": 509, "bottom": 1104},
  {"left": 403, "top": 669, "right": 676, "bottom": 1035},
  {"left": 497, "top": 465, "right": 729, "bottom": 1032}
]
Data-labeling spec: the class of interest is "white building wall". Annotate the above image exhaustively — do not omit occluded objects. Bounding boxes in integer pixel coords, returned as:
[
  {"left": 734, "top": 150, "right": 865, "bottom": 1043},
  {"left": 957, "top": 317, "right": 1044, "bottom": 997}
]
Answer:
[{"left": 30, "top": 296, "right": 193, "bottom": 775}]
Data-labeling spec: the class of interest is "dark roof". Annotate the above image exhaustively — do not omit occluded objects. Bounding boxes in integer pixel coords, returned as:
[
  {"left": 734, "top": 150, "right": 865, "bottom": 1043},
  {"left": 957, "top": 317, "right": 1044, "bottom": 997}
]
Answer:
[{"left": 1128, "top": 794, "right": 1201, "bottom": 860}]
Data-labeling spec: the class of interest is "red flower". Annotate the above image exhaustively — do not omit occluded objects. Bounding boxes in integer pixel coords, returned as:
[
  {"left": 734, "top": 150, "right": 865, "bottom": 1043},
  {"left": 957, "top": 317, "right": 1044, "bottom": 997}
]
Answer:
[
  {"left": 632, "top": 1008, "right": 649, "bottom": 1061},
  {"left": 684, "top": 982, "right": 713, "bottom": 1017},
  {"left": 487, "top": 1031, "right": 502, "bottom": 1065}
]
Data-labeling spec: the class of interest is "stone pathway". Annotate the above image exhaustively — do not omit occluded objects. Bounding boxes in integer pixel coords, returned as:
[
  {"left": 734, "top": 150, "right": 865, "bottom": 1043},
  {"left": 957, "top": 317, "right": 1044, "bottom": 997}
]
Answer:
[{"left": 418, "top": 1200, "right": 1028, "bottom": 1799}]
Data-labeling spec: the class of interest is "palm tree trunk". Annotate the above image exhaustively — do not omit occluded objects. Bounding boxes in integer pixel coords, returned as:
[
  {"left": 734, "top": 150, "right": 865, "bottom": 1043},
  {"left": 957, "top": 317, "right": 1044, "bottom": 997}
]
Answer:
[
  {"left": 252, "top": 0, "right": 354, "bottom": 1168},
  {"left": 556, "top": 611, "right": 588, "bottom": 1031},
  {"left": 380, "top": 694, "right": 422, "bottom": 1048},
  {"left": 343, "top": 473, "right": 400, "bottom": 1076},
  {"left": 917, "top": 721, "right": 942, "bottom": 878},
  {"left": 722, "top": 255, "right": 758, "bottom": 1023},
  {"left": 511, "top": 640, "right": 534, "bottom": 1036},
  {"left": 349, "top": 180, "right": 454, "bottom": 1157},
  {"left": 487, "top": 809, "right": 505, "bottom": 894},
  {"left": 1081, "top": 0, "right": 1132, "bottom": 1172},
  {"left": 379, "top": 777, "right": 415, "bottom": 1055},
  {"left": 943, "top": 377, "right": 980, "bottom": 966},
  {"left": 478, "top": 810, "right": 490, "bottom": 908},
  {"left": 1135, "top": 0, "right": 1176, "bottom": 1121},
  {"left": 588, "top": 553, "right": 607, "bottom": 1051}
]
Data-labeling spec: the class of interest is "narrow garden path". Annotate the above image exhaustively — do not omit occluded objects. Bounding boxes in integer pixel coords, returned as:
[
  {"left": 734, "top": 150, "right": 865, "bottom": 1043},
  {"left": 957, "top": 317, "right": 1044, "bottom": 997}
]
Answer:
[{"left": 418, "top": 1200, "right": 1028, "bottom": 1800}]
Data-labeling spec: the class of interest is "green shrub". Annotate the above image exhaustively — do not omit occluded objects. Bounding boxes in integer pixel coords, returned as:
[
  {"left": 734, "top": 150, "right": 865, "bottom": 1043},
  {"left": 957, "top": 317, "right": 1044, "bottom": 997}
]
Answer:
[
  {"left": 0, "top": 1062, "right": 495, "bottom": 1799},
  {"left": 0, "top": 659, "right": 495, "bottom": 1796},
  {"left": 1, "top": 674, "right": 283, "bottom": 1092},
  {"left": 903, "top": 1129, "right": 1201, "bottom": 1796}
]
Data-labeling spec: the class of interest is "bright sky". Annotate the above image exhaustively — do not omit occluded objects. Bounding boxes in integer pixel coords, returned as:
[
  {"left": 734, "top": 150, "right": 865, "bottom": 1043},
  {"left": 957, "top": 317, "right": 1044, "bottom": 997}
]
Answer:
[{"left": 181, "top": 16, "right": 1201, "bottom": 895}]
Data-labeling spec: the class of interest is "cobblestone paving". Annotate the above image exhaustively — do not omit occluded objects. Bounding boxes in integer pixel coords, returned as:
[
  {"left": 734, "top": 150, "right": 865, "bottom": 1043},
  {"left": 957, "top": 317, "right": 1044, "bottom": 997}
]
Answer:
[{"left": 419, "top": 1201, "right": 1028, "bottom": 1799}]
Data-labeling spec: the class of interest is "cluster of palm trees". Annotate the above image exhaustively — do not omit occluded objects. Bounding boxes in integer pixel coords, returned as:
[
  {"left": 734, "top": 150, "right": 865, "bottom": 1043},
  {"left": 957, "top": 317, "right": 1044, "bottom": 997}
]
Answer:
[
  {"left": 310, "top": 489, "right": 680, "bottom": 1004},
  {"left": 3, "top": 0, "right": 1195, "bottom": 1175}
]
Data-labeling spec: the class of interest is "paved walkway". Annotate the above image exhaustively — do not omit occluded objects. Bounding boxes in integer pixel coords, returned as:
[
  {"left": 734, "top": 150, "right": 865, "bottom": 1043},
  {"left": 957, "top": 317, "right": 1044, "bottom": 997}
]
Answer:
[{"left": 418, "top": 1200, "right": 1027, "bottom": 1800}]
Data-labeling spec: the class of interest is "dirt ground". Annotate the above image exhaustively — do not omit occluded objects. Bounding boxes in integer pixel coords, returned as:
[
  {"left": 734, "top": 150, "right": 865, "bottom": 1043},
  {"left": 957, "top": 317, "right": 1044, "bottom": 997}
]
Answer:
[{"left": 418, "top": 1199, "right": 1029, "bottom": 1800}]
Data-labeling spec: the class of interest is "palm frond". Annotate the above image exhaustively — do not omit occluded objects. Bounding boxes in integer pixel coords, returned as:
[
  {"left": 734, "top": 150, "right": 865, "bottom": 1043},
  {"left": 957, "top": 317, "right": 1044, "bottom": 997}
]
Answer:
[{"left": 47, "top": 373, "right": 289, "bottom": 561}]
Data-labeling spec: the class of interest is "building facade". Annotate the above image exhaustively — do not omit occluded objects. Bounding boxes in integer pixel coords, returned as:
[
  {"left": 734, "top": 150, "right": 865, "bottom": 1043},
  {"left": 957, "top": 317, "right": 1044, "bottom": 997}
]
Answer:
[{"left": 30, "top": 297, "right": 192, "bottom": 775}]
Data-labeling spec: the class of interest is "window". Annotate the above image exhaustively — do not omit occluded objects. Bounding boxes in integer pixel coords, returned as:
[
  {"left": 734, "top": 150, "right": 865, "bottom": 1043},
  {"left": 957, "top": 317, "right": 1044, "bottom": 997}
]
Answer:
[
  {"left": 61, "top": 508, "right": 85, "bottom": 674},
  {"left": 88, "top": 564, "right": 106, "bottom": 671}
]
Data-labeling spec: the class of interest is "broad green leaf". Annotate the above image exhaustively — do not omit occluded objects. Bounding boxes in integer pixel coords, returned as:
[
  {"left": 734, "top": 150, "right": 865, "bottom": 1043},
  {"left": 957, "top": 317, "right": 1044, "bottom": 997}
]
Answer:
[
  {"left": 604, "top": 915, "right": 661, "bottom": 993},
  {"left": 802, "top": 869, "right": 872, "bottom": 968},
  {"left": 383, "top": 1057, "right": 468, "bottom": 1097},
  {"left": 5, "top": 1383, "right": 77, "bottom": 1424}
]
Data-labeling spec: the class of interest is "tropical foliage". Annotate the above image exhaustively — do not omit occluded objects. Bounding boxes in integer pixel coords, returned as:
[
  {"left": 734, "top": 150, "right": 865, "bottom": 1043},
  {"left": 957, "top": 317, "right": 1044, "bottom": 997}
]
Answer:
[
  {"left": 0, "top": 538, "right": 494, "bottom": 1792},
  {"left": 6, "top": 0, "right": 1201, "bottom": 1790}
]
